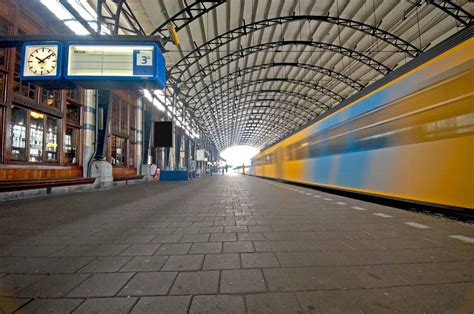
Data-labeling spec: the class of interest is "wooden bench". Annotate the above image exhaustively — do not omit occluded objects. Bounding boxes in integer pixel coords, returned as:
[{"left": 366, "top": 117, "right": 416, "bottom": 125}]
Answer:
[
  {"left": 113, "top": 175, "right": 144, "bottom": 183},
  {"left": 0, "top": 177, "right": 96, "bottom": 194}
]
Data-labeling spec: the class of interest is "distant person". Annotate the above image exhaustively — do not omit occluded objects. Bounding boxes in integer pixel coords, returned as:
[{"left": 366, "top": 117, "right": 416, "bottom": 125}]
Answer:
[{"left": 189, "top": 160, "right": 196, "bottom": 180}]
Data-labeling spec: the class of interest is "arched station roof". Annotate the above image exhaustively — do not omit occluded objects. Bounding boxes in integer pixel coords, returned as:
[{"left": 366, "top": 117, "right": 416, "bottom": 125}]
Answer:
[{"left": 98, "top": 0, "right": 472, "bottom": 151}]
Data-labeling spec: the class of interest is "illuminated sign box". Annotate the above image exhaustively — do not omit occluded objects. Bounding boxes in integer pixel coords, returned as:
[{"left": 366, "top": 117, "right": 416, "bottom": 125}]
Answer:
[
  {"left": 20, "top": 41, "right": 167, "bottom": 90},
  {"left": 65, "top": 42, "right": 166, "bottom": 89}
]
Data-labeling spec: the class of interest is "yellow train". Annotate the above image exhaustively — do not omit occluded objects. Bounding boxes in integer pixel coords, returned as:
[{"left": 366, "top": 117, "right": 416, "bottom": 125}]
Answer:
[{"left": 249, "top": 30, "right": 473, "bottom": 210}]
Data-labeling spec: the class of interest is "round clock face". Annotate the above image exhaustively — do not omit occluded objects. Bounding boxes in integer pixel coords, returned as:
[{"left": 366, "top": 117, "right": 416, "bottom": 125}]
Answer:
[{"left": 27, "top": 48, "right": 57, "bottom": 75}]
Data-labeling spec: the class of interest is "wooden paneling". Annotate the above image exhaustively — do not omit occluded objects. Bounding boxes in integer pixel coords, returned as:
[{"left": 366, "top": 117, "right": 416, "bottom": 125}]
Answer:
[
  {"left": 0, "top": 165, "right": 82, "bottom": 180},
  {"left": 112, "top": 167, "right": 136, "bottom": 177}
]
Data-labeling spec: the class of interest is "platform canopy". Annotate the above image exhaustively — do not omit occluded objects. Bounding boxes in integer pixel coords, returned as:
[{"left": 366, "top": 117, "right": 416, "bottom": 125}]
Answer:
[{"left": 84, "top": 0, "right": 472, "bottom": 151}]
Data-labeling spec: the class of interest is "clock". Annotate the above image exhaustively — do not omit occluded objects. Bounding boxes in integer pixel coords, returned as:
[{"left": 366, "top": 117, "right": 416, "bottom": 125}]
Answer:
[
  {"left": 21, "top": 42, "right": 62, "bottom": 79},
  {"left": 27, "top": 47, "right": 57, "bottom": 75}
]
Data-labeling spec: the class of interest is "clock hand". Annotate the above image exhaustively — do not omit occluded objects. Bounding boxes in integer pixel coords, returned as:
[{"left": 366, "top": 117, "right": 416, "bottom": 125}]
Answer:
[
  {"left": 38, "top": 53, "right": 55, "bottom": 63},
  {"left": 35, "top": 56, "right": 44, "bottom": 63}
]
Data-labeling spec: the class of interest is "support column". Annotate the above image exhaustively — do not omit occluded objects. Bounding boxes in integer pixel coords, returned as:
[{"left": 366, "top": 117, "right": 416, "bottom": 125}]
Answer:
[
  {"left": 175, "top": 131, "right": 181, "bottom": 170},
  {"left": 83, "top": 89, "right": 96, "bottom": 178},
  {"left": 141, "top": 100, "right": 155, "bottom": 181},
  {"left": 135, "top": 97, "right": 143, "bottom": 175},
  {"left": 89, "top": 90, "right": 113, "bottom": 188}
]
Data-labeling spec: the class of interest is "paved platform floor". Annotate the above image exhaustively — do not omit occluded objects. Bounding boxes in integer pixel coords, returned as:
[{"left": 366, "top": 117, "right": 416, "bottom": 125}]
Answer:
[{"left": 0, "top": 174, "right": 473, "bottom": 313}]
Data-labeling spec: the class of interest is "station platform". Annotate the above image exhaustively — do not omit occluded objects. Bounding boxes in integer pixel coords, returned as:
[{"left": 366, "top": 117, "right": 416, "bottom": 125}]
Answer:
[{"left": 0, "top": 174, "right": 472, "bottom": 313}]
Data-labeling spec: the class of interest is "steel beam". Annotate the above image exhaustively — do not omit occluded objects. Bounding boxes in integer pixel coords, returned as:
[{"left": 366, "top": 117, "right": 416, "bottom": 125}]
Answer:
[
  {"left": 171, "top": 15, "right": 421, "bottom": 80},
  {"left": 173, "top": 40, "right": 391, "bottom": 92},
  {"left": 0, "top": 34, "right": 165, "bottom": 48}
]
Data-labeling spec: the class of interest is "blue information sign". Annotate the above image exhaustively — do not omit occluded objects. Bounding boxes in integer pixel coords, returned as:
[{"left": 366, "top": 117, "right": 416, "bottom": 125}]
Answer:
[{"left": 20, "top": 41, "right": 167, "bottom": 90}]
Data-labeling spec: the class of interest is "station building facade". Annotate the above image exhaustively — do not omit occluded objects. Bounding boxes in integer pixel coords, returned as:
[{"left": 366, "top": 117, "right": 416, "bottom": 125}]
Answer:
[{"left": 0, "top": 1, "right": 216, "bottom": 184}]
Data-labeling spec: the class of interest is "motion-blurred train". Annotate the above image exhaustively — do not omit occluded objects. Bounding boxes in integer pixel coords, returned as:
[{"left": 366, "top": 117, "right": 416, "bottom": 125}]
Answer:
[{"left": 247, "top": 29, "right": 473, "bottom": 210}]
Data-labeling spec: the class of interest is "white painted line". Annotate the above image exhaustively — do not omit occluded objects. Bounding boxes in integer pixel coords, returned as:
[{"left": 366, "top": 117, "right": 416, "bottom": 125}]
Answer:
[
  {"left": 449, "top": 235, "right": 474, "bottom": 244},
  {"left": 352, "top": 206, "right": 367, "bottom": 211},
  {"left": 336, "top": 202, "right": 347, "bottom": 205},
  {"left": 373, "top": 213, "right": 392, "bottom": 218},
  {"left": 404, "top": 222, "right": 430, "bottom": 229},
  {"left": 323, "top": 198, "right": 332, "bottom": 201},
  {"left": 314, "top": 195, "right": 321, "bottom": 198},
  {"left": 306, "top": 193, "right": 312, "bottom": 195},
  {"left": 298, "top": 191, "right": 305, "bottom": 193}
]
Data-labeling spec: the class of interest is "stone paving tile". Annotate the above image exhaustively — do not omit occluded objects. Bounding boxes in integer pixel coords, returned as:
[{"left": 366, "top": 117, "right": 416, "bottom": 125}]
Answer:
[
  {"left": 0, "top": 245, "right": 67, "bottom": 257},
  {"left": 155, "top": 243, "right": 191, "bottom": 255},
  {"left": 118, "top": 272, "right": 177, "bottom": 296},
  {"left": 202, "top": 253, "right": 241, "bottom": 270},
  {"left": 0, "top": 297, "right": 32, "bottom": 313},
  {"left": 190, "top": 295, "right": 246, "bottom": 314},
  {"left": 150, "top": 234, "right": 183, "bottom": 243},
  {"left": 168, "top": 222, "right": 193, "bottom": 228},
  {"left": 169, "top": 271, "right": 219, "bottom": 295},
  {"left": 220, "top": 269, "right": 267, "bottom": 293},
  {"left": 223, "top": 241, "right": 254, "bottom": 253},
  {"left": 16, "top": 274, "right": 90, "bottom": 297},
  {"left": 120, "top": 244, "right": 161, "bottom": 256},
  {"left": 199, "top": 226, "right": 224, "bottom": 233},
  {"left": 253, "top": 240, "right": 319, "bottom": 252},
  {"left": 67, "top": 273, "right": 134, "bottom": 297},
  {"left": 192, "top": 222, "right": 215, "bottom": 228},
  {"left": 73, "top": 297, "right": 138, "bottom": 314},
  {"left": 122, "top": 235, "right": 156, "bottom": 244},
  {"left": 51, "top": 245, "right": 129, "bottom": 257},
  {"left": 238, "top": 232, "right": 266, "bottom": 241},
  {"left": 161, "top": 255, "right": 204, "bottom": 271},
  {"left": 246, "top": 292, "right": 304, "bottom": 314},
  {"left": 210, "top": 233, "right": 237, "bottom": 242},
  {"left": 249, "top": 225, "right": 273, "bottom": 232},
  {"left": 78, "top": 256, "right": 132, "bottom": 273},
  {"left": 263, "top": 267, "right": 362, "bottom": 291},
  {"left": 151, "top": 228, "right": 176, "bottom": 235},
  {"left": 15, "top": 257, "right": 95, "bottom": 274},
  {"left": 131, "top": 296, "right": 191, "bottom": 314},
  {"left": 0, "top": 257, "right": 16, "bottom": 268},
  {"left": 16, "top": 298, "right": 83, "bottom": 313},
  {"left": 181, "top": 233, "right": 210, "bottom": 243},
  {"left": 120, "top": 256, "right": 168, "bottom": 272},
  {"left": 296, "top": 283, "right": 474, "bottom": 313},
  {"left": 189, "top": 242, "right": 223, "bottom": 254},
  {"left": 224, "top": 226, "right": 248, "bottom": 233},
  {"left": 241, "top": 253, "right": 280, "bottom": 268},
  {"left": 0, "top": 274, "right": 46, "bottom": 296},
  {"left": 174, "top": 227, "right": 200, "bottom": 234}
]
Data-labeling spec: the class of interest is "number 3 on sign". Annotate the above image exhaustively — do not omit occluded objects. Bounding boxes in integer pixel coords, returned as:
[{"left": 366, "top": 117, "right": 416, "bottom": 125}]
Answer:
[{"left": 137, "top": 50, "right": 153, "bottom": 66}]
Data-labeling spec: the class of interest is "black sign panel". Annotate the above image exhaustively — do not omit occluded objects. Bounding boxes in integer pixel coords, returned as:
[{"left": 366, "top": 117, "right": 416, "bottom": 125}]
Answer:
[{"left": 154, "top": 121, "right": 173, "bottom": 147}]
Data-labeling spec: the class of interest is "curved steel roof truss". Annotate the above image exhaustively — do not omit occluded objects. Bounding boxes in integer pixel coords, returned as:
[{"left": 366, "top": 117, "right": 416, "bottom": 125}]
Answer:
[
  {"left": 116, "top": 0, "right": 472, "bottom": 151},
  {"left": 176, "top": 40, "right": 391, "bottom": 92},
  {"left": 195, "top": 90, "right": 326, "bottom": 120},
  {"left": 170, "top": 15, "right": 422, "bottom": 80},
  {"left": 193, "top": 77, "right": 344, "bottom": 110},
  {"left": 188, "top": 62, "right": 365, "bottom": 109}
]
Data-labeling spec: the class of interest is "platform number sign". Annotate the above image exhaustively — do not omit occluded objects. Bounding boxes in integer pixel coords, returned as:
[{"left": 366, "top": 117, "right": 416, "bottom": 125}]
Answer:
[{"left": 133, "top": 49, "right": 154, "bottom": 76}]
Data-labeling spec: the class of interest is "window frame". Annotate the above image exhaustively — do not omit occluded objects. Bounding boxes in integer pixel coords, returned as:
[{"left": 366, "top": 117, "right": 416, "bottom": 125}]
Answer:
[
  {"left": 64, "top": 125, "right": 81, "bottom": 165},
  {"left": 0, "top": 19, "right": 10, "bottom": 71},
  {"left": 9, "top": 104, "right": 62, "bottom": 164}
]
